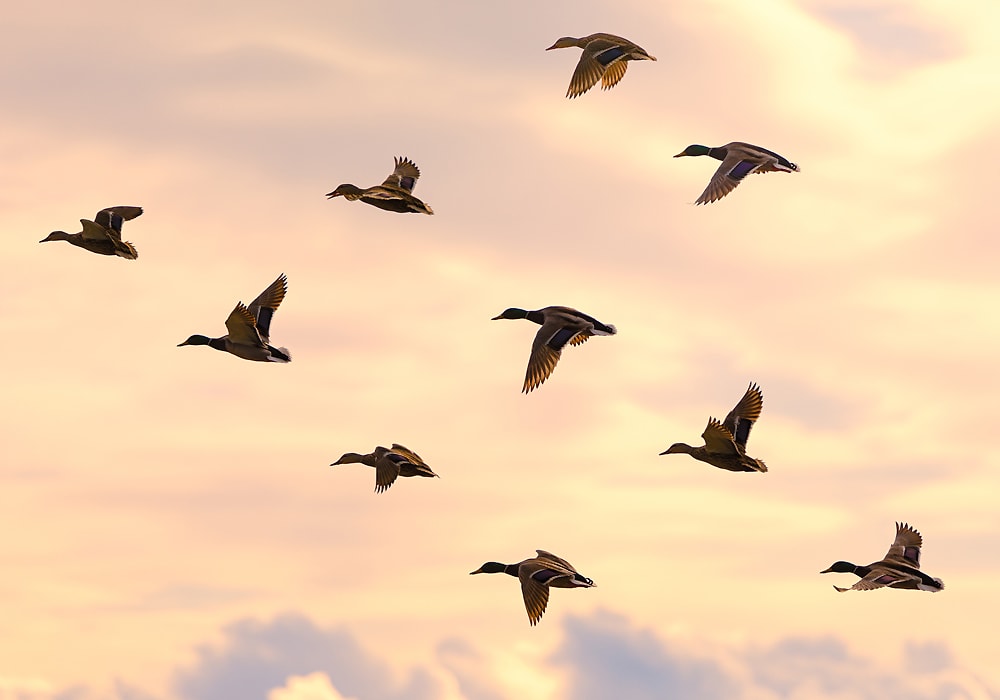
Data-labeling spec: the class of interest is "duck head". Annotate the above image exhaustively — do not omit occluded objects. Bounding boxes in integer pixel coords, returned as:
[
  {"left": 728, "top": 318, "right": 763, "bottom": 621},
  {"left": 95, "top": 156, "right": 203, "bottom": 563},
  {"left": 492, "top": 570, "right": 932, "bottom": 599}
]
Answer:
[
  {"left": 659, "top": 443, "right": 694, "bottom": 456},
  {"left": 177, "top": 335, "right": 212, "bottom": 347},
  {"left": 674, "top": 144, "right": 712, "bottom": 158},
  {"left": 330, "top": 452, "right": 368, "bottom": 466},
  {"left": 470, "top": 562, "right": 509, "bottom": 575},
  {"left": 325, "top": 184, "right": 363, "bottom": 200},
  {"left": 546, "top": 37, "right": 582, "bottom": 50},
  {"left": 39, "top": 231, "right": 70, "bottom": 243},
  {"left": 491, "top": 308, "right": 529, "bottom": 321},
  {"left": 819, "top": 561, "right": 857, "bottom": 574}
]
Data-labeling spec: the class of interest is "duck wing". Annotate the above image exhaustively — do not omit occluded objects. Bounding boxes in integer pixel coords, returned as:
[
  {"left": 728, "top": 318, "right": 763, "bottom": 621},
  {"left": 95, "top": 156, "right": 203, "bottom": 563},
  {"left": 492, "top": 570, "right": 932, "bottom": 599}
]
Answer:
[
  {"left": 722, "top": 383, "right": 763, "bottom": 451},
  {"left": 523, "top": 320, "right": 582, "bottom": 392},
  {"left": 601, "top": 58, "right": 629, "bottom": 90},
  {"left": 701, "top": 417, "right": 740, "bottom": 455},
  {"left": 95, "top": 206, "right": 143, "bottom": 233},
  {"left": 882, "top": 522, "right": 924, "bottom": 568},
  {"left": 381, "top": 157, "right": 421, "bottom": 193},
  {"left": 518, "top": 561, "right": 561, "bottom": 626},
  {"left": 835, "top": 568, "right": 913, "bottom": 592},
  {"left": 534, "top": 550, "right": 578, "bottom": 574},
  {"left": 565, "top": 39, "right": 623, "bottom": 98},
  {"left": 389, "top": 443, "right": 428, "bottom": 467},
  {"left": 374, "top": 453, "right": 402, "bottom": 493},
  {"left": 224, "top": 303, "right": 266, "bottom": 347},
  {"left": 245, "top": 274, "right": 287, "bottom": 342},
  {"left": 80, "top": 218, "right": 114, "bottom": 241},
  {"left": 694, "top": 150, "right": 769, "bottom": 204}
]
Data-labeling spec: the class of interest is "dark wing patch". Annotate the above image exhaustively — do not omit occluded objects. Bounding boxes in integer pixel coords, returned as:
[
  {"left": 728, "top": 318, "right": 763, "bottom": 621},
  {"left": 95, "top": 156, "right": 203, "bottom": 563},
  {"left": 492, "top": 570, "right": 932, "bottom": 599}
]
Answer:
[
  {"left": 722, "top": 383, "right": 764, "bottom": 449},
  {"left": 729, "top": 160, "right": 759, "bottom": 180},
  {"left": 547, "top": 326, "right": 579, "bottom": 351},
  {"left": 594, "top": 45, "right": 625, "bottom": 66}
]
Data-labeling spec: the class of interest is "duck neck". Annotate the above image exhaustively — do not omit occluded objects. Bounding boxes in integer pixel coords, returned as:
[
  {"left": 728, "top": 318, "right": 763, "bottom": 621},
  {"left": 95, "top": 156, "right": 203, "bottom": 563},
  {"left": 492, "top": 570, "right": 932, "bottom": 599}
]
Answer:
[
  {"left": 708, "top": 146, "right": 728, "bottom": 161},
  {"left": 525, "top": 310, "right": 546, "bottom": 325}
]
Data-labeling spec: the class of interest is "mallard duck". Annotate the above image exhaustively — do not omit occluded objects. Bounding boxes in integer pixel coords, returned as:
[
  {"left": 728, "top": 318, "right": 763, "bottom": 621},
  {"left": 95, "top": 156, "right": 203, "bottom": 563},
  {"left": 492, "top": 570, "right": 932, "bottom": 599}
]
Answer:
[
  {"left": 330, "top": 444, "right": 439, "bottom": 493},
  {"left": 39, "top": 206, "right": 143, "bottom": 259},
  {"left": 325, "top": 156, "right": 434, "bottom": 215},
  {"left": 546, "top": 33, "right": 656, "bottom": 98},
  {"left": 821, "top": 522, "right": 944, "bottom": 592},
  {"left": 674, "top": 142, "right": 799, "bottom": 204},
  {"left": 470, "top": 550, "right": 595, "bottom": 626},
  {"left": 491, "top": 306, "right": 617, "bottom": 393},
  {"left": 177, "top": 274, "right": 291, "bottom": 362},
  {"left": 660, "top": 382, "right": 767, "bottom": 472}
]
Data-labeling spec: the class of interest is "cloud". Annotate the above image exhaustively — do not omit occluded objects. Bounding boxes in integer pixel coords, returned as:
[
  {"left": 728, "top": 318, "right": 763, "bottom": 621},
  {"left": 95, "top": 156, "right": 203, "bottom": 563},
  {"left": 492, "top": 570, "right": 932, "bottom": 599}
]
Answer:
[
  {"left": 172, "top": 612, "right": 441, "bottom": 700},
  {"left": 551, "top": 610, "right": 998, "bottom": 700},
  {"left": 268, "top": 673, "right": 355, "bottom": 700}
]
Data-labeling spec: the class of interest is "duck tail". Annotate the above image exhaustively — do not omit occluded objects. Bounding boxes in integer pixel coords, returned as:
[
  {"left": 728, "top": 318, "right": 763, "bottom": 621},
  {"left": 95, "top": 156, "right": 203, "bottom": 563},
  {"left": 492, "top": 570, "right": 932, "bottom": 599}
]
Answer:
[{"left": 268, "top": 347, "right": 292, "bottom": 363}]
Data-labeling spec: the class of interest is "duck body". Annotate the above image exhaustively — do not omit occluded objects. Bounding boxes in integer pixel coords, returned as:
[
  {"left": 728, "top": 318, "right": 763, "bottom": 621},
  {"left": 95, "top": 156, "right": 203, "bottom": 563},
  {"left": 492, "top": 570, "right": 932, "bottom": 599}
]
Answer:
[
  {"left": 326, "top": 157, "right": 434, "bottom": 215},
  {"left": 674, "top": 142, "right": 799, "bottom": 204},
  {"left": 492, "top": 305, "right": 616, "bottom": 393},
  {"left": 470, "top": 550, "right": 595, "bottom": 625},
  {"left": 40, "top": 206, "right": 143, "bottom": 259},
  {"left": 821, "top": 522, "right": 944, "bottom": 592},
  {"left": 177, "top": 274, "right": 291, "bottom": 363},
  {"left": 547, "top": 33, "right": 656, "bottom": 98},
  {"left": 330, "top": 444, "right": 438, "bottom": 494},
  {"left": 660, "top": 382, "right": 767, "bottom": 473}
]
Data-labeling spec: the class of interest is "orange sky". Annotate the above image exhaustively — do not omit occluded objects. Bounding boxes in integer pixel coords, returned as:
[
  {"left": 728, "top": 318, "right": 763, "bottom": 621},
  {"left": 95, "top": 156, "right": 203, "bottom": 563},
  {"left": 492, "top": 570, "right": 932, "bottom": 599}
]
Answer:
[{"left": 3, "top": 0, "right": 999, "bottom": 698}]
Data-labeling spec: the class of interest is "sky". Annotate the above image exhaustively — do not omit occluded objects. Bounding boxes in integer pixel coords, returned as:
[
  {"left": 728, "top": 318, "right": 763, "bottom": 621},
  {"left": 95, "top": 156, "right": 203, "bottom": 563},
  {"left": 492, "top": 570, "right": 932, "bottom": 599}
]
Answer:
[{"left": 2, "top": 0, "right": 999, "bottom": 698}]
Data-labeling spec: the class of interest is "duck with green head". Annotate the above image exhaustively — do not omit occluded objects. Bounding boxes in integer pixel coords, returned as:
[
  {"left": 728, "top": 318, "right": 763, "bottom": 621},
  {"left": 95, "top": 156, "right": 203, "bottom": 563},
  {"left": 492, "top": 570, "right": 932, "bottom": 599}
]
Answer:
[
  {"left": 178, "top": 274, "right": 291, "bottom": 363},
  {"left": 330, "top": 444, "right": 439, "bottom": 494},
  {"left": 492, "top": 305, "right": 616, "bottom": 393},
  {"left": 470, "top": 550, "right": 595, "bottom": 626},
  {"left": 674, "top": 142, "right": 799, "bottom": 204},
  {"left": 821, "top": 522, "right": 944, "bottom": 592}
]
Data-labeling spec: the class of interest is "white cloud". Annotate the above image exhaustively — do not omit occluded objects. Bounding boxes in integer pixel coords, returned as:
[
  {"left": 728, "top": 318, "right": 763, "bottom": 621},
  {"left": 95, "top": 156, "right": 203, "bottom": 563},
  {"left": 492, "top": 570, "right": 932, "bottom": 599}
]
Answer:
[
  {"left": 551, "top": 610, "right": 999, "bottom": 700},
  {"left": 268, "top": 673, "right": 355, "bottom": 700}
]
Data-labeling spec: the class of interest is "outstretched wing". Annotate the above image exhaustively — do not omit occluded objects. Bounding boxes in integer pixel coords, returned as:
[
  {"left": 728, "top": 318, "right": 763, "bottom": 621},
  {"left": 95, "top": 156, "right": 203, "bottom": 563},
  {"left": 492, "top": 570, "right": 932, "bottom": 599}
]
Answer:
[
  {"left": 722, "top": 383, "right": 764, "bottom": 450},
  {"left": 245, "top": 274, "right": 287, "bottom": 342},
  {"left": 389, "top": 443, "right": 427, "bottom": 467},
  {"left": 695, "top": 154, "right": 769, "bottom": 204},
  {"left": 381, "top": 157, "right": 422, "bottom": 193},
  {"left": 835, "top": 568, "right": 910, "bottom": 592},
  {"left": 701, "top": 418, "right": 739, "bottom": 455},
  {"left": 601, "top": 59, "right": 628, "bottom": 90},
  {"left": 882, "top": 522, "right": 924, "bottom": 568},
  {"left": 224, "top": 303, "right": 266, "bottom": 347},
  {"left": 95, "top": 206, "right": 143, "bottom": 234}
]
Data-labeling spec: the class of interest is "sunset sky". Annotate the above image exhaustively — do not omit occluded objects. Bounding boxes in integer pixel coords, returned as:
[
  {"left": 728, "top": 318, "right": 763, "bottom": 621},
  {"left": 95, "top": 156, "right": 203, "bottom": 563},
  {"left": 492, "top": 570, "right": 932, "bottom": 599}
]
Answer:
[{"left": 3, "top": 0, "right": 999, "bottom": 698}]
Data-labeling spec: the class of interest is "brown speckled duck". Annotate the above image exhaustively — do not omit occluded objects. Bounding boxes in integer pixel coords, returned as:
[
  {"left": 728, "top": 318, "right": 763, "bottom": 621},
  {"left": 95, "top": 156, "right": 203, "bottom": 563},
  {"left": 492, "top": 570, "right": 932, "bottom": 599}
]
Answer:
[
  {"left": 546, "top": 33, "right": 656, "bottom": 98},
  {"left": 325, "top": 156, "right": 434, "bottom": 214},
  {"left": 40, "top": 206, "right": 143, "bottom": 259},
  {"left": 330, "top": 444, "right": 439, "bottom": 494},
  {"left": 660, "top": 382, "right": 767, "bottom": 472}
]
